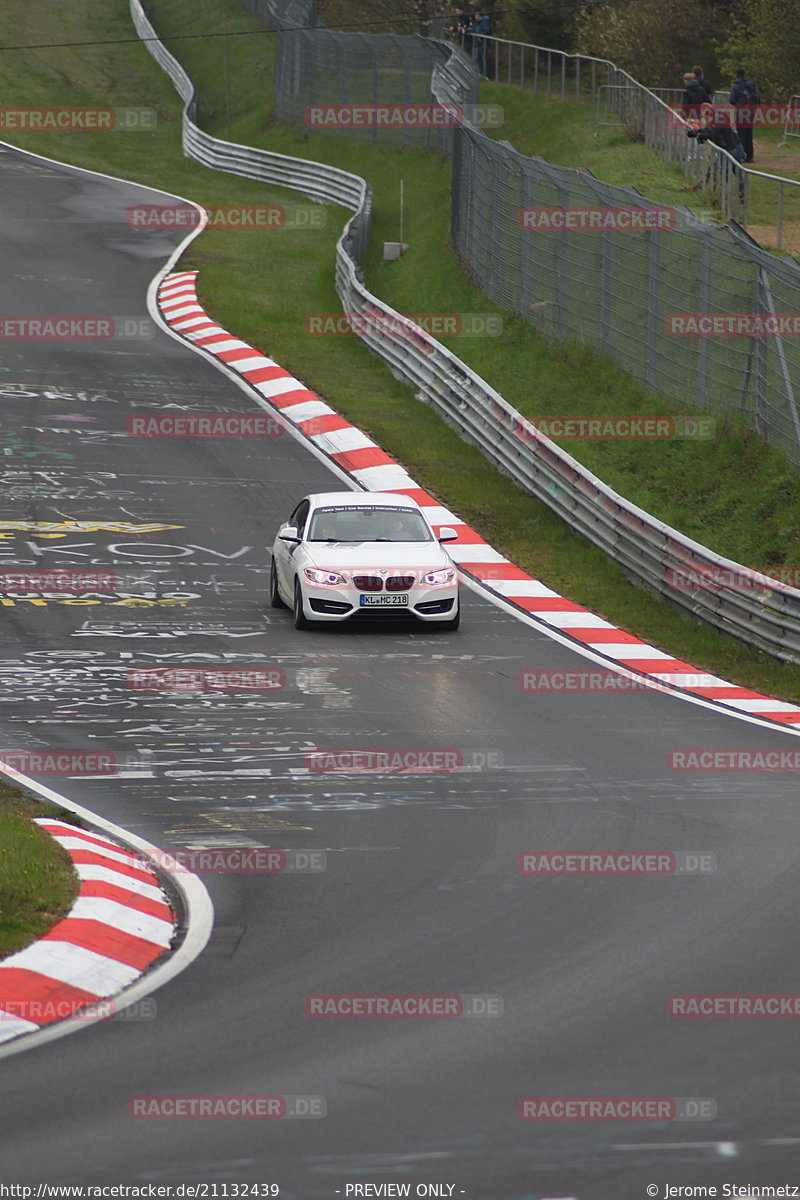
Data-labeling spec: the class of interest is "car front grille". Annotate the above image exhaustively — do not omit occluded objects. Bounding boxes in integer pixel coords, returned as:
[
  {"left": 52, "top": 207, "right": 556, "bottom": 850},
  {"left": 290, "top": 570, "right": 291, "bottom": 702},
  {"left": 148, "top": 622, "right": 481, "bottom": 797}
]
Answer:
[
  {"left": 352, "top": 575, "right": 383, "bottom": 592},
  {"left": 386, "top": 575, "right": 415, "bottom": 592}
]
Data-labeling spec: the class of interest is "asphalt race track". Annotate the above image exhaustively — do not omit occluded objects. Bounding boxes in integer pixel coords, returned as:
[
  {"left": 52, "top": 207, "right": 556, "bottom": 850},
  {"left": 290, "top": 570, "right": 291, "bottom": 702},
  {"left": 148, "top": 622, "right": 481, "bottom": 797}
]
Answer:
[{"left": 2, "top": 144, "right": 800, "bottom": 1198}]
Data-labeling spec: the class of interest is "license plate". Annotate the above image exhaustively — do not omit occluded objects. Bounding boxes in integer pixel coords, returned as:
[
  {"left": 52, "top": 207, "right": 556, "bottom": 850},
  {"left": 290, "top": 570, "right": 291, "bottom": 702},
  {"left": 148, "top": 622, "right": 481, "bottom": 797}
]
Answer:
[{"left": 360, "top": 594, "right": 408, "bottom": 607}]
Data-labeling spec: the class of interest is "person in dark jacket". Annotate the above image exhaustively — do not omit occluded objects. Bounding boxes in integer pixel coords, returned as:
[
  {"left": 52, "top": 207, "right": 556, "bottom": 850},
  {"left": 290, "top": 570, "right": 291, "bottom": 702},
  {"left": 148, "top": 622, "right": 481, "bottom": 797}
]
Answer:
[
  {"left": 451, "top": 6, "right": 472, "bottom": 54},
  {"left": 687, "top": 104, "right": 745, "bottom": 158},
  {"left": 681, "top": 72, "right": 706, "bottom": 121},
  {"left": 729, "top": 68, "right": 760, "bottom": 162},
  {"left": 471, "top": 7, "right": 491, "bottom": 77},
  {"left": 693, "top": 66, "right": 713, "bottom": 103},
  {"left": 687, "top": 103, "right": 746, "bottom": 196}
]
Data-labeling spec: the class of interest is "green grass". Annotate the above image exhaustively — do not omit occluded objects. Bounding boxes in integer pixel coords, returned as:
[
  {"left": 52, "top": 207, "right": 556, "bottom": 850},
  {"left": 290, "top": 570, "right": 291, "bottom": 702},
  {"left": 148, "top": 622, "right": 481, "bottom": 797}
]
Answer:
[
  {"left": 0, "top": 789, "right": 81, "bottom": 958},
  {"left": 2, "top": 1, "right": 800, "bottom": 703}
]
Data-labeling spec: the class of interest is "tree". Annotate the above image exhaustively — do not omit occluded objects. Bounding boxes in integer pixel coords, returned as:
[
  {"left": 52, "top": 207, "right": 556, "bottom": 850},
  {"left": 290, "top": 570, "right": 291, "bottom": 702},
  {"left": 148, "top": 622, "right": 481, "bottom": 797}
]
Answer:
[
  {"left": 715, "top": 0, "right": 800, "bottom": 100},
  {"left": 574, "top": 0, "right": 725, "bottom": 89},
  {"left": 500, "top": 0, "right": 578, "bottom": 53}
]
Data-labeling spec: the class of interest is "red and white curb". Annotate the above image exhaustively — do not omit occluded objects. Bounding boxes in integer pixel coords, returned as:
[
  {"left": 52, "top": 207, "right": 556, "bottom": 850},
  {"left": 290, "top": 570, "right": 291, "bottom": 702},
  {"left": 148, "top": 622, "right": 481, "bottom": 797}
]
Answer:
[
  {"left": 0, "top": 820, "right": 175, "bottom": 1043},
  {"left": 158, "top": 269, "right": 800, "bottom": 730}
]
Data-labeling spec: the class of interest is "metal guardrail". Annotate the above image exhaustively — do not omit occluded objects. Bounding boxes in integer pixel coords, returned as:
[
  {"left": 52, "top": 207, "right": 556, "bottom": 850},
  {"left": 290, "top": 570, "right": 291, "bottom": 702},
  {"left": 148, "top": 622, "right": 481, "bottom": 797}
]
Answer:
[
  {"left": 131, "top": 0, "right": 800, "bottom": 664},
  {"left": 132, "top": 0, "right": 372, "bottom": 260}
]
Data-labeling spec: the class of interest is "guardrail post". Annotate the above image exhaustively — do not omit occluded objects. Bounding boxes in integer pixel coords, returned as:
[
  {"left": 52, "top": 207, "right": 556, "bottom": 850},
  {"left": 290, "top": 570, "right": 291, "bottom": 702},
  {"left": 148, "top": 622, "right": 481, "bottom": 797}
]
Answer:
[
  {"left": 777, "top": 180, "right": 783, "bottom": 251},
  {"left": 557, "top": 185, "right": 569, "bottom": 339},
  {"left": 697, "top": 239, "right": 711, "bottom": 409},
  {"left": 646, "top": 232, "right": 660, "bottom": 389},
  {"left": 760, "top": 267, "right": 800, "bottom": 453},
  {"left": 600, "top": 229, "right": 612, "bottom": 353}
]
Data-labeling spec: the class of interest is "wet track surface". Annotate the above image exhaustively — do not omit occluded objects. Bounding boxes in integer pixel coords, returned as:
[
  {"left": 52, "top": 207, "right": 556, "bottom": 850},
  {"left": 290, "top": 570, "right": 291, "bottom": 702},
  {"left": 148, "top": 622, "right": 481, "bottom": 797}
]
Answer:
[{"left": 1, "top": 145, "right": 800, "bottom": 1197}]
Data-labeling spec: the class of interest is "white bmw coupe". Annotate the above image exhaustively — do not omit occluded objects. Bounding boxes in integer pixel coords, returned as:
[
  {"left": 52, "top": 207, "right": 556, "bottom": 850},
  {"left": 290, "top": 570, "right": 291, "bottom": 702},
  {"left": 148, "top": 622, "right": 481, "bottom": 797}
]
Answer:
[{"left": 270, "top": 491, "right": 461, "bottom": 630}]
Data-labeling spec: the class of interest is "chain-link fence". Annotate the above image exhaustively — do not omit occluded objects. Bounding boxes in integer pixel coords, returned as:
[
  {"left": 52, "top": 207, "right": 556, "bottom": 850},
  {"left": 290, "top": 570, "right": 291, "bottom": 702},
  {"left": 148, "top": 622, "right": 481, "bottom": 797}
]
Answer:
[
  {"left": 450, "top": 123, "right": 800, "bottom": 466},
  {"left": 245, "top": 0, "right": 800, "bottom": 473},
  {"left": 243, "top": 0, "right": 476, "bottom": 152}
]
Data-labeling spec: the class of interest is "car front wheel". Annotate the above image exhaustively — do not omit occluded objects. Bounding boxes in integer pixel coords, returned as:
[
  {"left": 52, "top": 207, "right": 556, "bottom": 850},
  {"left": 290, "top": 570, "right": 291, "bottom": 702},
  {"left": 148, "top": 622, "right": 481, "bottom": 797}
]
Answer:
[
  {"left": 438, "top": 602, "right": 460, "bottom": 632},
  {"left": 293, "top": 579, "right": 310, "bottom": 630}
]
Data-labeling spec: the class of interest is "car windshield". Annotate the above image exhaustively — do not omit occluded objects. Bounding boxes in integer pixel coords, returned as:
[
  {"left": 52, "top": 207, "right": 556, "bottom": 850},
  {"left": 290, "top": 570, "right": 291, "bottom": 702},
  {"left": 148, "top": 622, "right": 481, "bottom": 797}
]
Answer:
[{"left": 307, "top": 506, "right": 433, "bottom": 543}]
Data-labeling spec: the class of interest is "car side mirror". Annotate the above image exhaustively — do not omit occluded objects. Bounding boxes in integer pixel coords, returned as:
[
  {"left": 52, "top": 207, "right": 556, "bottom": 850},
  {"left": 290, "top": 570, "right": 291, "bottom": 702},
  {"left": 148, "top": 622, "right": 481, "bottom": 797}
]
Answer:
[
  {"left": 279, "top": 526, "right": 300, "bottom": 543},
  {"left": 437, "top": 527, "right": 459, "bottom": 542}
]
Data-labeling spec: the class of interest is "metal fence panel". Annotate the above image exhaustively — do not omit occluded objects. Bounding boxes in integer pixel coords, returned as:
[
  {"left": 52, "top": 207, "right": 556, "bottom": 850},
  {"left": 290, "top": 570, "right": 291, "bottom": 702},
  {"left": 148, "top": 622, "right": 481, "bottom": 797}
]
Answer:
[{"left": 445, "top": 120, "right": 800, "bottom": 471}]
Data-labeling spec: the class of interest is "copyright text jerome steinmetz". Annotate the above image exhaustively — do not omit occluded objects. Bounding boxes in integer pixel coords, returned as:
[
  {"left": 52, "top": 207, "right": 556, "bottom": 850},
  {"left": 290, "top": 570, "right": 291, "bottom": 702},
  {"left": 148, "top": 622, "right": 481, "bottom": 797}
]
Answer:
[{"left": 648, "top": 1186, "right": 800, "bottom": 1197}]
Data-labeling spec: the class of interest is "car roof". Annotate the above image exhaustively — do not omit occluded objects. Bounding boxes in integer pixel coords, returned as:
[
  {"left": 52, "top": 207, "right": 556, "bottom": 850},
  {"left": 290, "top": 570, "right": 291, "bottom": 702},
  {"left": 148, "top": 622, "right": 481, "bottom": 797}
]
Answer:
[{"left": 306, "top": 492, "right": 422, "bottom": 511}]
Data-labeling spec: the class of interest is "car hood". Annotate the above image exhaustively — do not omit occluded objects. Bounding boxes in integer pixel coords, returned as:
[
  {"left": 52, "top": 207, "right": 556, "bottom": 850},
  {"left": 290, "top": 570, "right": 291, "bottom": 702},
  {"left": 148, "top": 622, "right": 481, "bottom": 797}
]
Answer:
[{"left": 306, "top": 541, "right": 453, "bottom": 570}]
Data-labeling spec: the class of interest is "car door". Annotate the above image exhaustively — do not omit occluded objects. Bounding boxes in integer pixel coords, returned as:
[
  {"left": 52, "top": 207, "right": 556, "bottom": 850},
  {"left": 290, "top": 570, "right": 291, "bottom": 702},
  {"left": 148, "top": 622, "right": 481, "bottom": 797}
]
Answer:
[{"left": 275, "top": 498, "right": 310, "bottom": 595}]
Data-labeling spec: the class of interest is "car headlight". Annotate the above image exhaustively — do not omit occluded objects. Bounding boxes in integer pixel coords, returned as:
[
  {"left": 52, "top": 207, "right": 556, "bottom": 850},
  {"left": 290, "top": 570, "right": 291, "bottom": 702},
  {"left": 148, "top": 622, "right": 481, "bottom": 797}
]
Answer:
[
  {"left": 304, "top": 568, "right": 346, "bottom": 586},
  {"left": 422, "top": 568, "right": 456, "bottom": 586}
]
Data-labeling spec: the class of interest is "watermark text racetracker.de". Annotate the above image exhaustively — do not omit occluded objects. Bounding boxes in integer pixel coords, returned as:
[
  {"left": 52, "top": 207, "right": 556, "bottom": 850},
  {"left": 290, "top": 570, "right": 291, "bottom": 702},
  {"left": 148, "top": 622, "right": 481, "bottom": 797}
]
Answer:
[
  {"left": 669, "top": 102, "right": 800, "bottom": 127},
  {"left": 669, "top": 994, "right": 800, "bottom": 1017},
  {"left": 0, "top": 571, "right": 117, "bottom": 596},
  {"left": 134, "top": 848, "right": 326, "bottom": 875},
  {"left": 128, "top": 203, "right": 326, "bottom": 230},
  {"left": 0, "top": 751, "right": 116, "bottom": 776},
  {"left": 304, "top": 312, "right": 503, "bottom": 338},
  {"left": 519, "top": 667, "right": 715, "bottom": 694},
  {"left": 304, "top": 102, "right": 503, "bottom": 129},
  {"left": 129, "top": 1095, "right": 325, "bottom": 1119},
  {"left": 127, "top": 415, "right": 284, "bottom": 438},
  {"left": 518, "top": 851, "right": 716, "bottom": 875},
  {"left": 668, "top": 749, "right": 800, "bottom": 771},
  {"left": 128, "top": 666, "right": 285, "bottom": 691},
  {"left": 517, "top": 206, "right": 686, "bottom": 232},
  {"left": 0, "top": 106, "right": 156, "bottom": 131},
  {"left": 518, "top": 1096, "right": 716, "bottom": 1121},
  {"left": 0, "top": 318, "right": 153, "bottom": 340},
  {"left": 667, "top": 563, "right": 800, "bottom": 592},
  {"left": 0, "top": 998, "right": 156, "bottom": 1026},
  {"left": 304, "top": 748, "right": 503, "bottom": 772},
  {"left": 667, "top": 313, "right": 800, "bottom": 337},
  {"left": 305, "top": 993, "right": 502, "bottom": 1017},
  {"left": 507, "top": 416, "right": 714, "bottom": 441}
]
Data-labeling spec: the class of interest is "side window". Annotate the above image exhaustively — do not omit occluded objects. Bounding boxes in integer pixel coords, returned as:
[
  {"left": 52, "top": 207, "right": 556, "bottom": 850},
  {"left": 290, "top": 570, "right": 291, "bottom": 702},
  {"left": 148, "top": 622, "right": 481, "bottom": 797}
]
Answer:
[{"left": 290, "top": 500, "right": 310, "bottom": 536}]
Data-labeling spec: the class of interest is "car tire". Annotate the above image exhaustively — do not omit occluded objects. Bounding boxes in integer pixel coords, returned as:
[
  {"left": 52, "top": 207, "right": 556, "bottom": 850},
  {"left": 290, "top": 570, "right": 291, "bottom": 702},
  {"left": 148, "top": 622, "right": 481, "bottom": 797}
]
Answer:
[
  {"left": 269, "top": 558, "right": 286, "bottom": 608},
  {"left": 439, "top": 603, "right": 460, "bottom": 632},
  {"left": 293, "top": 579, "right": 310, "bottom": 630}
]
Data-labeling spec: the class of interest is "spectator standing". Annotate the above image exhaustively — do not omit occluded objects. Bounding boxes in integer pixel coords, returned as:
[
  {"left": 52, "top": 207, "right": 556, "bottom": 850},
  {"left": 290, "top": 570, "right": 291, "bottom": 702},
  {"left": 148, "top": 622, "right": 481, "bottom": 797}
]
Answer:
[
  {"left": 472, "top": 7, "right": 491, "bottom": 78},
  {"left": 693, "top": 66, "right": 713, "bottom": 103},
  {"left": 451, "top": 6, "right": 472, "bottom": 54},
  {"left": 729, "top": 67, "right": 760, "bottom": 162},
  {"left": 681, "top": 72, "right": 706, "bottom": 121}
]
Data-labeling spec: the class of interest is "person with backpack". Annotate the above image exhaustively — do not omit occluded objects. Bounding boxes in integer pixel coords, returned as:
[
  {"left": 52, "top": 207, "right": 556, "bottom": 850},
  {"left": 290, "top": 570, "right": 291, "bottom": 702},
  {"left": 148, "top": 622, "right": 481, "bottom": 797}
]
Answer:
[
  {"left": 693, "top": 66, "right": 713, "bottom": 103},
  {"left": 729, "top": 68, "right": 760, "bottom": 162}
]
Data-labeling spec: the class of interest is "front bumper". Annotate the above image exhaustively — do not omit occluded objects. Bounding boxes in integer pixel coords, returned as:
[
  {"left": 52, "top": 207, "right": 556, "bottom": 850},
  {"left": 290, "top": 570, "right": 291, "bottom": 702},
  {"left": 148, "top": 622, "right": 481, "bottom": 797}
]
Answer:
[{"left": 302, "top": 583, "right": 459, "bottom": 623}]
